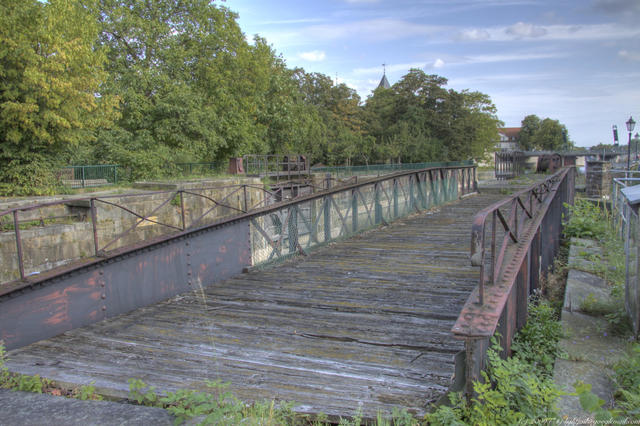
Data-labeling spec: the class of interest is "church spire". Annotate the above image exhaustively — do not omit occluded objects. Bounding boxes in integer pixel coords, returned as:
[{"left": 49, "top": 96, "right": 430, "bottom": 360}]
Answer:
[{"left": 378, "top": 63, "right": 390, "bottom": 89}]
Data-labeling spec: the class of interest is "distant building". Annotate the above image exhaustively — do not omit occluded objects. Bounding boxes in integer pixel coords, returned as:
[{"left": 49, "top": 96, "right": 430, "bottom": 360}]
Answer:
[
  {"left": 378, "top": 68, "right": 391, "bottom": 89},
  {"left": 497, "top": 127, "right": 521, "bottom": 151},
  {"left": 378, "top": 72, "right": 390, "bottom": 89}
]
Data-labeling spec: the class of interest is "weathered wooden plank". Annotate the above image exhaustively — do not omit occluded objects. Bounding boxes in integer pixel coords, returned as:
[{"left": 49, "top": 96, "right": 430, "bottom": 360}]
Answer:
[{"left": 5, "top": 193, "right": 506, "bottom": 419}]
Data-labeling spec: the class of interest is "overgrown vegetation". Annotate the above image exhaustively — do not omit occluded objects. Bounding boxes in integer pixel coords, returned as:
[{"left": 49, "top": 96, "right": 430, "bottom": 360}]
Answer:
[
  {"left": 563, "top": 198, "right": 631, "bottom": 335},
  {"left": 0, "top": 0, "right": 506, "bottom": 195},
  {"left": 426, "top": 300, "right": 563, "bottom": 425},
  {"left": 612, "top": 344, "right": 640, "bottom": 418},
  {"left": 562, "top": 197, "right": 639, "bottom": 419},
  {"left": 127, "top": 378, "right": 420, "bottom": 425},
  {"left": 539, "top": 245, "right": 570, "bottom": 316}
]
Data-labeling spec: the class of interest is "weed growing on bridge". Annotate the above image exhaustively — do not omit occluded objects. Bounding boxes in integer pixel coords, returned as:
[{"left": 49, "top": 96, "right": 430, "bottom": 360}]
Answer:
[
  {"left": 127, "top": 377, "right": 421, "bottom": 425},
  {"left": 1, "top": 341, "right": 102, "bottom": 400},
  {"left": 425, "top": 301, "right": 563, "bottom": 425},
  {"left": 1, "top": 342, "right": 49, "bottom": 393}
]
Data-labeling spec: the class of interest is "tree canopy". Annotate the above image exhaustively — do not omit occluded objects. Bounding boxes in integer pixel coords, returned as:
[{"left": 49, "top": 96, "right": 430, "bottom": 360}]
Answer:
[
  {"left": 518, "top": 114, "right": 572, "bottom": 151},
  {"left": 1, "top": 0, "right": 505, "bottom": 194}
]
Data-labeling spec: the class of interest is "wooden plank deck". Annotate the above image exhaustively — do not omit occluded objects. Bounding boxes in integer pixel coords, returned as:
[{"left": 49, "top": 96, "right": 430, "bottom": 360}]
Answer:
[{"left": 5, "top": 193, "right": 505, "bottom": 419}]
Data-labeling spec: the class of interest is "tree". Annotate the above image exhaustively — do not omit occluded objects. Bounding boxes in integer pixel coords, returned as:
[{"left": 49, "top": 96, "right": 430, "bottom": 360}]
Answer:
[
  {"left": 534, "top": 118, "right": 571, "bottom": 151},
  {"left": 363, "top": 69, "right": 500, "bottom": 163},
  {"left": 518, "top": 115, "right": 572, "bottom": 151},
  {"left": 90, "top": 0, "right": 255, "bottom": 179},
  {"left": 518, "top": 115, "right": 540, "bottom": 151},
  {"left": 0, "top": 0, "right": 116, "bottom": 194}
]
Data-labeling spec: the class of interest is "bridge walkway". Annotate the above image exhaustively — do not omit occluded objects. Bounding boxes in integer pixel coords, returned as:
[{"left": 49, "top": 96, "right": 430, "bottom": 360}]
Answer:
[{"left": 5, "top": 192, "right": 505, "bottom": 419}]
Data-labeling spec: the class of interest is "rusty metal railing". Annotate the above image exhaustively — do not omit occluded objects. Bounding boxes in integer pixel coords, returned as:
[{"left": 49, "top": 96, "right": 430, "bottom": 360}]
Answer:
[
  {"left": 1, "top": 163, "right": 477, "bottom": 350},
  {"left": 495, "top": 151, "right": 525, "bottom": 180},
  {"left": 0, "top": 184, "right": 286, "bottom": 284},
  {"left": 453, "top": 167, "right": 575, "bottom": 396}
]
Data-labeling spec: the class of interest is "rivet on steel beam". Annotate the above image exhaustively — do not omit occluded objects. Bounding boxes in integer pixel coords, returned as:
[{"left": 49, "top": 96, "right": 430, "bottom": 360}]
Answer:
[
  {"left": 101, "top": 294, "right": 106, "bottom": 299},
  {"left": 102, "top": 306, "right": 106, "bottom": 311}
]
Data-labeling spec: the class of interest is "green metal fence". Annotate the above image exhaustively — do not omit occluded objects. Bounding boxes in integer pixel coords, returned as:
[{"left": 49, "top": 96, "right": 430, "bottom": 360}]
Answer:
[
  {"left": 312, "top": 161, "right": 474, "bottom": 179},
  {"left": 60, "top": 165, "right": 119, "bottom": 188},
  {"left": 250, "top": 165, "right": 476, "bottom": 267}
]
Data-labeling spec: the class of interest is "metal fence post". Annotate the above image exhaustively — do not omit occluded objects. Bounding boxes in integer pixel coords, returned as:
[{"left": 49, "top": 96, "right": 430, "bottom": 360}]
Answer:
[
  {"left": 180, "top": 191, "right": 186, "bottom": 230},
  {"left": 409, "top": 175, "right": 415, "bottom": 211},
  {"left": 393, "top": 178, "right": 399, "bottom": 218},
  {"left": 324, "top": 175, "right": 332, "bottom": 241},
  {"left": 352, "top": 189, "right": 358, "bottom": 233},
  {"left": 289, "top": 205, "right": 298, "bottom": 253},
  {"left": 90, "top": 199, "right": 100, "bottom": 256},
  {"left": 243, "top": 185, "right": 248, "bottom": 212},
  {"left": 13, "top": 211, "right": 25, "bottom": 280},
  {"left": 375, "top": 182, "right": 382, "bottom": 224}
]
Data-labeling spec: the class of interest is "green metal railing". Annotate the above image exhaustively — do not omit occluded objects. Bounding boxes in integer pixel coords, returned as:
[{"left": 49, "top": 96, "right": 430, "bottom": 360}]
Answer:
[
  {"left": 250, "top": 164, "right": 477, "bottom": 267},
  {"left": 312, "top": 161, "right": 474, "bottom": 179},
  {"left": 60, "top": 165, "right": 119, "bottom": 188}
]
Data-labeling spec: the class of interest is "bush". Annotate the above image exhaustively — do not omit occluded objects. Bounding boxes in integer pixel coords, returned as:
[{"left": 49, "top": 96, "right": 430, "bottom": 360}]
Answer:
[
  {"left": 511, "top": 298, "right": 563, "bottom": 376},
  {"left": 0, "top": 158, "right": 60, "bottom": 196},
  {"left": 562, "top": 199, "right": 609, "bottom": 240},
  {"left": 613, "top": 344, "right": 640, "bottom": 418},
  {"left": 426, "top": 301, "right": 563, "bottom": 425}
]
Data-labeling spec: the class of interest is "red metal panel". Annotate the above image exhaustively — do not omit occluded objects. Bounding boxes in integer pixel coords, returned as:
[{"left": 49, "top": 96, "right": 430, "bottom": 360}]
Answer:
[{"left": 0, "top": 221, "right": 251, "bottom": 351}]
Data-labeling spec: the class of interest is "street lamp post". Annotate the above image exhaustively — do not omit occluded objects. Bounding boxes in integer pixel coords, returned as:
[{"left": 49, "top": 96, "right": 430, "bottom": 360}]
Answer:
[{"left": 627, "top": 116, "right": 636, "bottom": 170}]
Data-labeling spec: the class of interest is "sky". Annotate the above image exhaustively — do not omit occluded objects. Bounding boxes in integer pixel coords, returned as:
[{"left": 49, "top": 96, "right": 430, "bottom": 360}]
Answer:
[{"left": 225, "top": 0, "right": 640, "bottom": 148}]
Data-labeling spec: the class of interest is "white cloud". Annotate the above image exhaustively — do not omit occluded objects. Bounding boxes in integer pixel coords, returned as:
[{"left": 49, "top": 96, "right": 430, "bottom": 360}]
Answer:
[
  {"left": 455, "top": 23, "right": 640, "bottom": 43},
  {"left": 456, "top": 29, "right": 490, "bottom": 41},
  {"left": 433, "top": 58, "right": 445, "bottom": 68},
  {"left": 505, "top": 22, "right": 547, "bottom": 38},
  {"left": 306, "top": 19, "right": 445, "bottom": 42},
  {"left": 298, "top": 50, "right": 326, "bottom": 62},
  {"left": 618, "top": 50, "right": 640, "bottom": 61},
  {"left": 463, "top": 52, "right": 564, "bottom": 64}
]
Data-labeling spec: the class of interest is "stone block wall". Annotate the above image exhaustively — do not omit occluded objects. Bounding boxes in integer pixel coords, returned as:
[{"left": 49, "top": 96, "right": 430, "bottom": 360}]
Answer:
[{"left": 586, "top": 160, "right": 611, "bottom": 198}]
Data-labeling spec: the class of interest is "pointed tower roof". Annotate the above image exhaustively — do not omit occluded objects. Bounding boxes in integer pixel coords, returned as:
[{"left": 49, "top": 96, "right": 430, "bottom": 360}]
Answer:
[
  {"left": 378, "top": 74, "right": 390, "bottom": 89},
  {"left": 377, "top": 63, "right": 390, "bottom": 89}
]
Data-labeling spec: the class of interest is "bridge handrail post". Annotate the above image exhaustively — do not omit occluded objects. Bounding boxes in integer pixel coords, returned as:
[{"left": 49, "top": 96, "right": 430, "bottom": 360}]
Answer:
[
  {"left": 180, "top": 191, "right": 186, "bottom": 230},
  {"left": 90, "top": 198, "right": 100, "bottom": 255},
  {"left": 13, "top": 210, "right": 25, "bottom": 280}
]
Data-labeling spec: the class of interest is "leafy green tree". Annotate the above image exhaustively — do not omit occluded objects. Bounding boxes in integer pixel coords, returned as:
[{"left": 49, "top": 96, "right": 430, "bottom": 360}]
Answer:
[
  {"left": 518, "top": 115, "right": 540, "bottom": 151},
  {"left": 0, "top": 0, "right": 116, "bottom": 194},
  {"left": 363, "top": 69, "right": 500, "bottom": 163},
  {"left": 89, "top": 0, "right": 254, "bottom": 179},
  {"left": 518, "top": 115, "right": 572, "bottom": 151}
]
